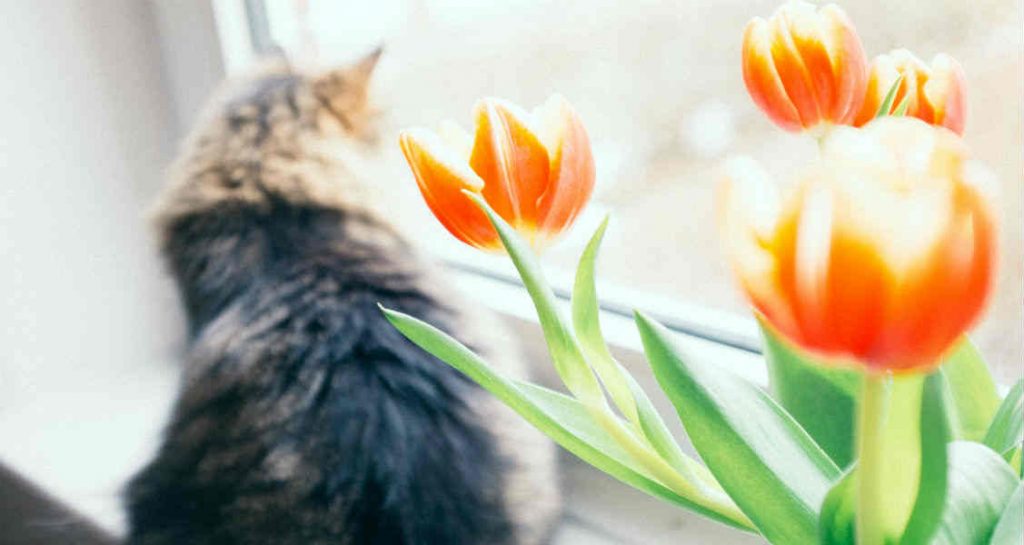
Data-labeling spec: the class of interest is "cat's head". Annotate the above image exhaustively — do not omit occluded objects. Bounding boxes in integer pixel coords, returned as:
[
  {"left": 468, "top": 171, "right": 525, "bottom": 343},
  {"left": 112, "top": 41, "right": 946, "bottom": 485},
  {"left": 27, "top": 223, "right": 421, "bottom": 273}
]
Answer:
[{"left": 153, "top": 47, "right": 384, "bottom": 228}]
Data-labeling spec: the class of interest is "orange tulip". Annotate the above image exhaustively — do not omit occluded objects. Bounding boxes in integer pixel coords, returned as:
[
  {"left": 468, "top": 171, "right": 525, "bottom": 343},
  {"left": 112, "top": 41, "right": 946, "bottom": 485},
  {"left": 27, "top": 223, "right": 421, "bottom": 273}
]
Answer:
[
  {"left": 399, "top": 95, "right": 595, "bottom": 251},
  {"left": 720, "top": 117, "right": 995, "bottom": 372},
  {"left": 742, "top": 1, "right": 868, "bottom": 132},
  {"left": 854, "top": 49, "right": 967, "bottom": 135}
]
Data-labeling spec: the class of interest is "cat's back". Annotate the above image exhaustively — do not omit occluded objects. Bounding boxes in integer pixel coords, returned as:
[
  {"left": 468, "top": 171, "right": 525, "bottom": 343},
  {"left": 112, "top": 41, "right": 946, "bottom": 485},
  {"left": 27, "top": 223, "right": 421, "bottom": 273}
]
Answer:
[
  {"left": 131, "top": 209, "right": 515, "bottom": 544},
  {"left": 127, "top": 54, "right": 560, "bottom": 545}
]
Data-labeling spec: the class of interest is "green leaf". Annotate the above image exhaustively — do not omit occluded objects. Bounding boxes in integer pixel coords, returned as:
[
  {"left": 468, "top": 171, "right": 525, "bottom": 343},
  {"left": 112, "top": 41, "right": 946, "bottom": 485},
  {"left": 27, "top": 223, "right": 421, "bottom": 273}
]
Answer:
[
  {"left": 983, "top": 379, "right": 1024, "bottom": 461},
  {"left": 930, "top": 442, "right": 1018, "bottom": 545},
  {"left": 941, "top": 339, "right": 1001, "bottom": 442},
  {"left": 899, "top": 372, "right": 951, "bottom": 545},
  {"left": 636, "top": 312, "right": 839, "bottom": 545},
  {"left": 570, "top": 218, "right": 709, "bottom": 485},
  {"left": 763, "top": 335, "right": 999, "bottom": 471},
  {"left": 761, "top": 320, "right": 859, "bottom": 468},
  {"left": 465, "top": 192, "right": 602, "bottom": 403},
  {"left": 382, "top": 306, "right": 754, "bottom": 531},
  {"left": 989, "top": 481, "right": 1024, "bottom": 545},
  {"left": 820, "top": 469, "right": 857, "bottom": 545},
  {"left": 571, "top": 216, "right": 638, "bottom": 422},
  {"left": 876, "top": 75, "right": 904, "bottom": 118}
]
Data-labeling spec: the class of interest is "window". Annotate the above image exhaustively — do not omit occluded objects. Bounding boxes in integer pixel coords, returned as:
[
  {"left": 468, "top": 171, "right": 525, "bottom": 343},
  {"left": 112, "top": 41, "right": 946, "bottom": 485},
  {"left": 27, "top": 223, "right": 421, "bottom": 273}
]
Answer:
[{"left": 251, "top": 0, "right": 1022, "bottom": 379}]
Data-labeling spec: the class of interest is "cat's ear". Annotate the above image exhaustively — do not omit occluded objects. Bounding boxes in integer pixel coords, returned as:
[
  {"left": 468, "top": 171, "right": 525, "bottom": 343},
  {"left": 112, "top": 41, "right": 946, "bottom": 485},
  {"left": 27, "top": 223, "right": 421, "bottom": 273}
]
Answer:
[
  {"left": 349, "top": 45, "right": 384, "bottom": 86},
  {"left": 310, "top": 45, "right": 385, "bottom": 139},
  {"left": 312, "top": 45, "right": 383, "bottom": 93}
]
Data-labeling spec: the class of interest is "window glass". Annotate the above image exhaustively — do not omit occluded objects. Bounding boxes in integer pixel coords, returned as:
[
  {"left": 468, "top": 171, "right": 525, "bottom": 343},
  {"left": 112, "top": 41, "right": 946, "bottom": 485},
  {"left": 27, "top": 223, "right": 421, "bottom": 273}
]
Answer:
[{"left": 264, "top": 0, "right": 1022, "bottom": 382}]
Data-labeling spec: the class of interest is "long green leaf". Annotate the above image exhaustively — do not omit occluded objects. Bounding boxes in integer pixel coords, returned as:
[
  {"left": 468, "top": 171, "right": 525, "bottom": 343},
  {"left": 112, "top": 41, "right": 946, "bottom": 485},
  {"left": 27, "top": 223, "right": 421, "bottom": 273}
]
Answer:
[
  {"left": 465, "top": 192, "right": 602, "bottom": 402},
  {"left": 381, "top": 306, "right": 754, "bottom": 531},
  {"left": 571, "top": 217, "right": 638, "bottom": 422},
  {"left": 930, "top": 442, "right": 1018, "bottom": 545},
  {"left": 569, "top": 218, "right": 710, "bottom": 486},
  {"left": 983, "top": 379, "right": 1024, "bottom": 461},
  {"left": 989, "top": 481, "right": 1024, "bottom": 545},
  {"left": 941, "top": 338, "right": 1001, "bottom": 441},
  {"left": 636, "top": 312, "right": 839, "bottom": 545},
  {"left": 761, "top": 320, "right": 859, "bottom": 468}
]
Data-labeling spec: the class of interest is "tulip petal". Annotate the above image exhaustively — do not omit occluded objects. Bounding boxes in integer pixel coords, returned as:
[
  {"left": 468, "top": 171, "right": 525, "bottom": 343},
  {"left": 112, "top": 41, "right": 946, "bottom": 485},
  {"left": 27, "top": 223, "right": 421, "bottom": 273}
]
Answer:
[
  {"left": 856, "top": 49, "right": 966, "bottom": 135},
  {"left": 785, "top": 3, "right": 838, "bottom": 122},
  {"left": 823, "top": 227, "right": 891, "bottom": 362},
  {"left": 769, "top": 3, "right": 823, "bottom": 127},
  {"left": 854, "top": 54, "right": 899, "bottom": 126},
  {"left": 469, "top": 99, "right": 550, "bottom": 231},
  {"left": 728, "top": 118, "right": 994, "bottom": 373},
  {"left": 399, "top": 128, "right": 501, "bottom": 250},
  {"left": 743, "top": 17, "right": 803, "bottom": 131},
  {"left": 719, "top": 158, "right": 797, "bottom": 337},
  {"left": 819, "top": 4, "right": 867, "bottom": 122},
  {"left": 534, "top": 96, "right": 595, "bottom": 241},
  {"left": 888, "top": 183, "right": 994, "bottom": 370},
  {"left": 925, "top": 54, "right": 967, "bottom": 134}
]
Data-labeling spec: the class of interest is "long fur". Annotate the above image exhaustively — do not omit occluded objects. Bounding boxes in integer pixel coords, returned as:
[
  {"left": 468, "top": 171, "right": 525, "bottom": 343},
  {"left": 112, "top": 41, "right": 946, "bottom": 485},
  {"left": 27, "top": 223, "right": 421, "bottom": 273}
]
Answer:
[{"left": 125, "top": 53, "right": 560, "bottom": 545}]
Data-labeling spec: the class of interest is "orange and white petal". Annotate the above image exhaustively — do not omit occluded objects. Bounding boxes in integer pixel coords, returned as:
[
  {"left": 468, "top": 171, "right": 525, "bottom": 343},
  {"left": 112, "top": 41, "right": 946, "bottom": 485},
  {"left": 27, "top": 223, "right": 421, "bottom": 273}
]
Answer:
[
  {"left": 792, "top": 181, "right": 835, "bottom": 346},
  {"left": 468, "top": 99, "right": 550, "bottom": 229},
  {"left": 854, "top": 54, "right": 896, "bottom": 126},
  {"left": 924, "top": 54, "right": 967, "bottom": 134},
  {"left": 783, "top": 2, "right": 838, "bottom": 122},
  {"left": 818, "top": 3, "right": 867, "bottom": 122},
  {"left": 719, "top": 158, "right": 797, "bottom": 335},
  {"left": 399, "top": 128, "right": 500, "bottom": 250},
  {"left": 743, "top": 17, "right": 802, "bottom": 131},
  {"left": 533, "top": 95, "right": 595, "bottom": 240},
  {"left": 768, "top": 7, "right": 822, "bottom": 127},
  {"left": 490, "top": 99, "right": 552, "bottom": 227}
]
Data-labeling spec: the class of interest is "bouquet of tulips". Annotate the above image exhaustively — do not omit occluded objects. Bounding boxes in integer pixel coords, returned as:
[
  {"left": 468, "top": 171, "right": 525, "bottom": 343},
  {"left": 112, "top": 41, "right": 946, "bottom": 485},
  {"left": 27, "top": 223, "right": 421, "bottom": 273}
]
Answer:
[{"left": 383, "top": 2, "right": 1023, "bottom": 544}]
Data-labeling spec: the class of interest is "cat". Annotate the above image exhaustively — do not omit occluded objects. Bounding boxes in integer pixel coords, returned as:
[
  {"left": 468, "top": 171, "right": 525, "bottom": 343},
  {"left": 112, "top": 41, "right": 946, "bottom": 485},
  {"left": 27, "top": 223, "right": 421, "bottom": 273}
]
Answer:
[{"left": 124, "top": 49, "right": 561, "bottom": 545}]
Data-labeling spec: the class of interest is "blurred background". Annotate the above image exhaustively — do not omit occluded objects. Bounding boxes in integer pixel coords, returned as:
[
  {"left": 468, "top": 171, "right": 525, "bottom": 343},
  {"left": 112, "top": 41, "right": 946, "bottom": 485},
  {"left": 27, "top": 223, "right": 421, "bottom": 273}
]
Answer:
[
  {"left": 266, "top": 0, "right": 1023, "bottom": 381},
  {"left": 0, "top": 1, "right": 1020, "bottom": 543}
]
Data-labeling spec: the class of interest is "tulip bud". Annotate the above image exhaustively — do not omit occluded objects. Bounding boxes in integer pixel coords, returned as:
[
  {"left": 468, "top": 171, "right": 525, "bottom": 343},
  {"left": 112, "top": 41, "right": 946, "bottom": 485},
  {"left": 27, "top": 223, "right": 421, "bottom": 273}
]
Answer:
[
  {"left": 742, "top": 1, "right": 868, "bottom": 132},
  {"left": 400, "top": 95, "right": 595, "bottom": 251},
  {"left": 721, "top": 117, "right": 995, "bottom": 372},
  {"left": 854, "top": 49, "right": 967, "bottom": 135}
]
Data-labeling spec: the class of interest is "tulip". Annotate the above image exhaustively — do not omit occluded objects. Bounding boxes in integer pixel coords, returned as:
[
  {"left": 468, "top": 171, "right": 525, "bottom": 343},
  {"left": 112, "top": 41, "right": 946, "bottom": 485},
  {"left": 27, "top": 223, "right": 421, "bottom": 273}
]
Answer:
[
  {"left": 742, "top": 1, "right": 868, "bottom": 132},
  {"left": 854, "top": 49, "right": 967, "bottom": 135},
  {"left": 399, "top": 95, "right": 595, "bottom": 251},
  {"left": 720, "top": 117, "right": 995, "bottom": 372}
]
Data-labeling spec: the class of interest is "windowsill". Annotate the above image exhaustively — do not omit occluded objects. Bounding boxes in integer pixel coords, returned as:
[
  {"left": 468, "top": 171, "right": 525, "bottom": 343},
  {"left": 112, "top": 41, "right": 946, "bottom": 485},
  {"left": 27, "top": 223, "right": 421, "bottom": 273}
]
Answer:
[{"left": 0, "top": 266, "right": 768, "bottom": 545}]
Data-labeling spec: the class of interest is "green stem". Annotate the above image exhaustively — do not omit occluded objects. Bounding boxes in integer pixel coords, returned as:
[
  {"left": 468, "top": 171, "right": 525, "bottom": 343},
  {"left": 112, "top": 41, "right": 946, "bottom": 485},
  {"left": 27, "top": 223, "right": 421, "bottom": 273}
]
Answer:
[{"left": 856, "top": 372, "right": 890, "bottom": 545}]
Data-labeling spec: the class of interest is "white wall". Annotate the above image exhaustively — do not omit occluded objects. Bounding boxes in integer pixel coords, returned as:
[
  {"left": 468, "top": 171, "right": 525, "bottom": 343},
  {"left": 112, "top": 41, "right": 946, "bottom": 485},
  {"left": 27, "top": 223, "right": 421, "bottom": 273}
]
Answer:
[
  {"left": 0, "top": 1, "right": 197, "bottom": 409},
  {"left": 0, "top": 4, "right": 233, "bottom": 530}
]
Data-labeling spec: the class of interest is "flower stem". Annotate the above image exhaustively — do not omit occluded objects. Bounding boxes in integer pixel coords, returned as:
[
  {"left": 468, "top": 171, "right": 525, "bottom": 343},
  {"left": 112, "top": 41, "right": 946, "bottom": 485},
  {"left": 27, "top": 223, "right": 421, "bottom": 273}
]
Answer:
[{"left": 856, "top": 372, "right": 889, "bottom": 545}]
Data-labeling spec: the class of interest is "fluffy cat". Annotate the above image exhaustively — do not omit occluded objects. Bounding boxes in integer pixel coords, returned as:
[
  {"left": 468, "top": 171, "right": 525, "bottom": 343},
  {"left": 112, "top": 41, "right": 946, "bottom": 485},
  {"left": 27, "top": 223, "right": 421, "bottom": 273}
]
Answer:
[{"left": 125, "top": 49, "right": 561, "bottom": 545}]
